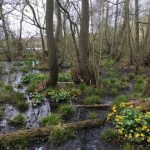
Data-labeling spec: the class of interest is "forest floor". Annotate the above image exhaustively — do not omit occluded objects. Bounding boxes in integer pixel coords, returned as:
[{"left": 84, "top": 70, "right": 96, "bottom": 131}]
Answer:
[{"left": 0, "top": 58, "right": 150, "bottom": 150}]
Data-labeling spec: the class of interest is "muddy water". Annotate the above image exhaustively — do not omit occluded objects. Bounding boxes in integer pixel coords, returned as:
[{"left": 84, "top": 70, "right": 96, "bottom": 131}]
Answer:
[{"left": 0, "top": 61, "right": 51, "bottom": 134}]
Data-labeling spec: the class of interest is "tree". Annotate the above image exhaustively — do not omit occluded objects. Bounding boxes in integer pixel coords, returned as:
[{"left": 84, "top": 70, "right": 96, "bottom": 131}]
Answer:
[
  {"left": 46, "top": 0, "right": 58, "bottom": 87},
  {"left": 135, "top": 0, "right": 140, "bottom": 73},
  {"left": 0, "top": 0, "right": 11, "bottom": 61},
  {"left": 79, "top": 0, "right": 95, "bottom": 84}
]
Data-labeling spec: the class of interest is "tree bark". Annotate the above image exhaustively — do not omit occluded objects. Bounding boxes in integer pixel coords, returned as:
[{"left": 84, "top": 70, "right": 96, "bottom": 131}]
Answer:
[
  {"left": 79, "top": 0, "right": 95, "bottom": 84},
  {"left": 46, "top": 0, "right": 58, "bottom": 87},
  {"left": 0, "top": 0, "right": 11, "bottom": 61}
]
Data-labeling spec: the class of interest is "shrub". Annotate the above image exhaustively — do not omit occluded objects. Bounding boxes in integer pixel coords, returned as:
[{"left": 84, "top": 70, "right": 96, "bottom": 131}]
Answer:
[
  {"left": 9, "top": 114, "right": 25, "bottom": 127},
  {"left": 94, "top": 88, "right": 106, "bottom": 96},
  {"left": 123, "top": 143, "right": 134, "bottom": 150},
  {"left": 15, "top": 92, "right": 26, "bottom": 101},
  {"left": 49, "top": 126, "right": 76, "bottom": 144},
  {"left": 101, "top": 128, "right": 118, "bottom": 141},
  {"left": 79, "top": 83, "right": 87, "bottom": 91},
  {"left": 22, "top": 74, "right": 35, "bottom": 84},
  {"left": 0, "top": 106, "right": 4, "bottom": 121},
  {"left": 128, "top": 73, "right": 135, "bottom": 80},
  {"left": 84, "top": 95, "right": 101, "bottom": 105},
  {"left": 68, "top": 88, "right": 80, "bottom": 99},
  {"left": 110, "top": 88, "right": 119, "bottom": 96},
  {"left": 133, "top": 83, "right": 143, "bottom": 93},
  {"left": 107, "top": 103, "right": 150, "bottom": 144},
  {"left": 21, "top": 66, "right": 29, "bottom": 73},
  {"left": 40, "top": 113, "right": 62, "bottom": 126},
  {"left": 22, "top": 73, "right": 48, "bottom": 92},
  {"left": 46, "top": 89, "right": 70, "bottom": 103},
  {"left": 84, "top": 87, "right": 95, "bottom": 96},
  {"left": 113, "top": 94, "right": 129, "bottom": 107},
  {"left": 30, "top": 92, "right": 45, "bottom": 107},
  {"left": 88, "top": 112, "right": 97, "bottom": 119},
  {"left": 5, "top": 84, "right": 13, "bottom": 91},
  {"left": 16, "top": 101, "right": 28, "bottom": 112},
  {"left": 58, "top": 72, "right": 72, "bottom": 82},
  {"left": 58, "top": 104, "right": 75, "bottom": 118}
]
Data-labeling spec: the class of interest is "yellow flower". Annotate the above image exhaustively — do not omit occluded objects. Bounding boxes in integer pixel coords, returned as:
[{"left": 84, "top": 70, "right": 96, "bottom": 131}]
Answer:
[
  {"left": 118, "top": 129, "right": 123, "bottom": 135},
  {"left": 135, "top": 118, "right": 141, "bottom": 123},
  {"left": 115, "top": 115, "right": 124, "bottom": 123},
  {"left": 147, "top": 137, "right": 150, "bottom": 143},
  {"left": 128, "top": 133, "right": 132, "bottom": 139},
  {"left": 135, "top": 133, "right": 140, "bottom": 138},
  {"left": 107, "top": 112, "right": 114, "bottom": 121},
  {"left": 120, "top": 102, "right": 126, "bottom": 108},
  {"left": 142, "top": 126, "right": 148, "bottom": 130},
  {"left": 112, "top": 105, "right": 117, "bottom": 113},
  {"left": 140, "top": 133, "right": 145, "bottom": 138}
]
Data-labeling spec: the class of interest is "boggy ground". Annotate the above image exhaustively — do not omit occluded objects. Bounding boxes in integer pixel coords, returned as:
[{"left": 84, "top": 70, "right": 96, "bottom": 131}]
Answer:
[{"left": 0, "top": 59, "right": 150, "bottom": 150}]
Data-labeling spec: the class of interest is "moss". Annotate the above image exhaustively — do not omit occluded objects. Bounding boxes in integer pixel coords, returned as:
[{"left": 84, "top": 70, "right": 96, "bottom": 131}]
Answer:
[
  {"left": 0, "top": 106, "right": 5, "bottom": 121},
  {"left": 58, "top": 104, "right": 75, "bottom": 119},
  {"left": 88, "top": 112, "right": 97, "bottom": 119},
  {"left": 94, "top": 88, "right": 106, "bottom": 97},
  {"left": 9, "top": 114, "right": 25, "bottom": 127},
  {"left": 113, "top": 94, "right": 129, "bottom": 107},
  {"left": 79, "top": 83, "right": 87, "bottom": 91},
  {"left": 133, "top": 83, "right": 143, "bottom": 93},
  {"left": 110, "top": 87, "right": 119, "bottom": 96},
  {"left": 84, "top": 86, "right": 95, "bottom": 96},
  {"left": 22, "top": 73, "right": 48, "bottom": 92},
  {"left": 0, "top": 84, "right": 28, "bottom": 111},
  {"left": 58, "top": 72, "right": 72, "bottom": 82},
  {"left": 49, "top": 126, "right": 76, "bottom": 144},
  {"left": 21, "top": 66, "right": 29, "bottom": 73},
  {"left": 101, "top": 128, "right": 118, "bottom": 141},
  {"left": 123, "top": 143, "right": 135, "bottom": 150},
  {"left": 128, "top": 73, "right": 135, "bottom": 81},
  {"left": 40, "top": 113, "right": 62, "bottom": 126},
  {"left": 0, "top": 137, "right": 30, "bottom": 150},
  {"left": 16, "top": 101, "right": 28, "bottom": 112},
  {"left": 84, "top": 95, "right": 101, "bottom": 105}
]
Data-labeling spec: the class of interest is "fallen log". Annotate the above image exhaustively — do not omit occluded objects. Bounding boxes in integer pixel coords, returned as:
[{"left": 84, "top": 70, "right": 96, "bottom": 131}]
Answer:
[
  {"left": 0, "top": 118, "right": 106, "bottom": 143},
  {"left": 73, "top": 104, "right": 111, "bottom": 109}
]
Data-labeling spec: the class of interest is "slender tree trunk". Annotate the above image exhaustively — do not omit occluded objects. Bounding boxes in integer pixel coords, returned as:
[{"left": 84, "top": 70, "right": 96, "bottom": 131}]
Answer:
[
  {"left": 125, "top": 0, "right": 133, "bottom": 64},
  {"left": 46, "top": 0, "right": 58, "bottom": 87},
  {"left": 79, "top": 0, "right": 95, "bottom": 84},
  {"left": 135, "top": 0, "right": 140, "bottom": 73},
  {"left": 0, "top": 0, "right": 11, "bottom": 61},
  {"left": 112, "top": 0, "right": 119, "bottom": 57}
]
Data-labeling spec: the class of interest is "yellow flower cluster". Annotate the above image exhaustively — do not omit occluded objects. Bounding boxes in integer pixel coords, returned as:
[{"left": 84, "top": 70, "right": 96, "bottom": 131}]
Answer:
[
  {"left": 107, "top": 105, "right": 117, "bottom": 121},
  {"left": 107, "top": 102, "right": 150, "bottom": 144},
  {"left": 115, "top": 115, "right": 124, "bottom": 125},
  {"left": 145, "top": 112, "right": 150, "bottom": 118}
]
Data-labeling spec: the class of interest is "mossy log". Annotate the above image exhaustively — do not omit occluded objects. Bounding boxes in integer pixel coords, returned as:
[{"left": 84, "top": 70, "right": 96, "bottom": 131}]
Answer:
[
  {"left": 74, "top": 104, "right": 111, "bottom": 109},
  {"left": 0, "top": 119, "right": 106, "bottom": 143}
]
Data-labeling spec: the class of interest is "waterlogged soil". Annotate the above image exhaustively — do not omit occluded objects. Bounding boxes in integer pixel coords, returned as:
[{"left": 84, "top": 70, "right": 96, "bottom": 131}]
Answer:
[
  {"left": 0, "top": 61, "right": 51, "bottom": 134},
  {"left": 0, "top": 61, "right": 142, "bottom": 150}
]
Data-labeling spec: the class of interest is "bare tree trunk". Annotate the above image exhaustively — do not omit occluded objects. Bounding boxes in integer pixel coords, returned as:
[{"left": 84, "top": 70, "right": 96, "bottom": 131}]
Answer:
[
  {"left": 111, "top": 0, "right": 119, "bottom": 57},
  {"left": 79, "top": 0, "right": 95, "bottom": 84},
  {"left": 125, "top": 0, "right": 133, "bottom": 65},
  {"left": 0, "top": 0, "right": 11, "bottom": 61},
  {"left": 46, "top": 0, "right": 58, "bottom": 87},
  {"left": 18, "top": 5, "right": 26, "bottom": 55},
  {"left": 135, "top": 0, "right": 140, "bottom": 73}
]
